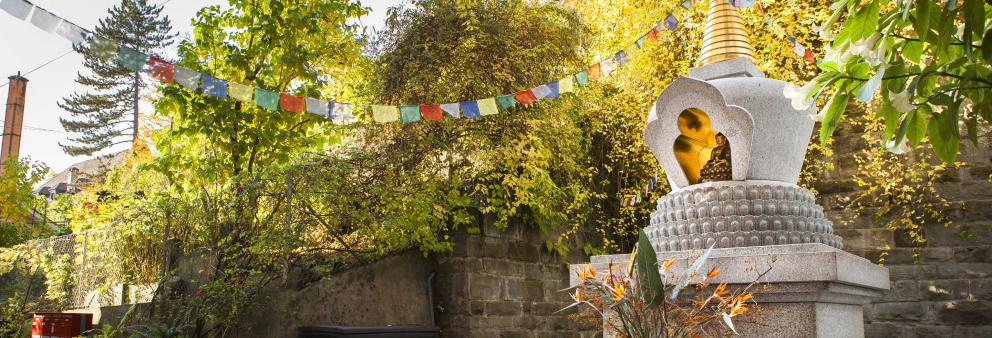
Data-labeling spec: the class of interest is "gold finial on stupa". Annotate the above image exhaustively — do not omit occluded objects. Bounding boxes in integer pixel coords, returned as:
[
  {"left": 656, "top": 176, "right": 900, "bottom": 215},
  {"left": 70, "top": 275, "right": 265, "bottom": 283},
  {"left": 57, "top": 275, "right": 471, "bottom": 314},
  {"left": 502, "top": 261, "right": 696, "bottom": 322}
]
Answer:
[{"left": 698, "top": 0, "right": 755, "bottom": 66}]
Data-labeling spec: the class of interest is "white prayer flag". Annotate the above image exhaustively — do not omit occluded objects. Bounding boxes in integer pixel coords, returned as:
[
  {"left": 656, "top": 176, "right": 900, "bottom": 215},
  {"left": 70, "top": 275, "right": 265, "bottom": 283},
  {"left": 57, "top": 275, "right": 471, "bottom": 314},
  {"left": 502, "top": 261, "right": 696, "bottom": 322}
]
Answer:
[
  {"left": 332, "top": 103, "right": 356, "bottom": 124},
  {"left": 29, "top": 8, "right": 60, "bottom": 33},
  {"left": 305, "top": 97, "right": 328, "bottom": 117},
  {"left": 532, "top": 85, "right": 551, "bottom": 100},
  {"left": 0, "top": 0, "right": 33, "bottom": 20},
  {"left": 55, "top": 20, "right": 88, "bottom": 44},
  {"left": 174, "top": 66, "right": 201, "bottom": 91},
  {"left": 440, "top": 103, "right": 460, "bottom": 118}
]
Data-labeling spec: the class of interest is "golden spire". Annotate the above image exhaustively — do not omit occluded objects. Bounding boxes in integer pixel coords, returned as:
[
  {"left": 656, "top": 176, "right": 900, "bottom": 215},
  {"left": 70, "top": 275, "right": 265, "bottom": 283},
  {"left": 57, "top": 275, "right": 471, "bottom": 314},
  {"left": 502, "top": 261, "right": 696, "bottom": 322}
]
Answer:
[{"left": 698, "top": 0, "right": 755, "bottom": 66}]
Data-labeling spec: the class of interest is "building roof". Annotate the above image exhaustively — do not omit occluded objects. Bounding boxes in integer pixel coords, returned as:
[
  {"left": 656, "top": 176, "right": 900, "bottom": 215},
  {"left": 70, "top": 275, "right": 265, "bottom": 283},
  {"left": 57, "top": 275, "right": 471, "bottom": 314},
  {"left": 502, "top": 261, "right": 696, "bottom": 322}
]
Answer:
[{"left": 35, "top": 151, "right": 128, "bottom": 195}]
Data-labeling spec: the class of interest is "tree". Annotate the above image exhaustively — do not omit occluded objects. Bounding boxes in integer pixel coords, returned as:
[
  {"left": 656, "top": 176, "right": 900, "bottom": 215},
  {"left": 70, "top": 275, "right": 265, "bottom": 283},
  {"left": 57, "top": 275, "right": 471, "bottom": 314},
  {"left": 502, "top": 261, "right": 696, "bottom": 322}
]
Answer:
[
  {"left": 59, "top": 0, "right": 174, "bottom": 156},
  {"left": 789, "top": 0, "right": 991, "bottom": 163},
  {"left": 0, "top": 157, "right": 48, "bottom": 247}
]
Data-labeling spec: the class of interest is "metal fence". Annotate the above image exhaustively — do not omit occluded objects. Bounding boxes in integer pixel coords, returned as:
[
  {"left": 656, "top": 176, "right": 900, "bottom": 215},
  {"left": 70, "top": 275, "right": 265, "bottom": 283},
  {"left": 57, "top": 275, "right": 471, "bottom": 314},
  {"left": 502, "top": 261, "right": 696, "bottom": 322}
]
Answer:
[{"left": 6, "top": 226, "right": 161, "bottom": 310}]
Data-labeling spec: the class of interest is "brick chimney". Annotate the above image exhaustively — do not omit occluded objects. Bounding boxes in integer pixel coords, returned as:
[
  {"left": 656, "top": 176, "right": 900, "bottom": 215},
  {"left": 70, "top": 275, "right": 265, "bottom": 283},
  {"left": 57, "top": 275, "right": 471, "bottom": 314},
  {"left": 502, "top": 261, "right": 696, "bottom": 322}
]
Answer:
[{"left": 1, "top": 73, "right": 28, "bottom": 173}]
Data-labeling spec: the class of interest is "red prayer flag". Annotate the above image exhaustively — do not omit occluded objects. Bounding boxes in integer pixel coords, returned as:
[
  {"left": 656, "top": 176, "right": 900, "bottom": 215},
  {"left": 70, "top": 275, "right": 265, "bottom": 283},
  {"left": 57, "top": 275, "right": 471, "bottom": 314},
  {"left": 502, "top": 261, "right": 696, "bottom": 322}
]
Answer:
[
  {"left": 513, "top": 89, "right": 538, "bottom": 106},
  {"left": 279, "top": 93, "right": 305, "bottom": 113},
  {"left": 147, "top": 57, "right": 174, "bottom": 83},
  {"left": 420, "top": 104, "right": 443, "bottom": 121},
  {"left": 804, "top": 49, "right": 816, "bottom": 63},
  {"left": 647, "top": 28, "right": 660, "bottom": 41},
  {"left": 588, "top": 63, "right": 603, "bottom": 81}
]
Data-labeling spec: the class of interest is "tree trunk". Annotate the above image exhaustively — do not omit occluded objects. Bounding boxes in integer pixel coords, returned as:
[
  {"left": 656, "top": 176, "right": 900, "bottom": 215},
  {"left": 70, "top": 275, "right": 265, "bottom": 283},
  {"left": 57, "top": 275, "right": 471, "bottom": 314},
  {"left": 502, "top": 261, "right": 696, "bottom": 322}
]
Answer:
[{"left": 132, "top": 71, "right": 140, "bottom": 148}]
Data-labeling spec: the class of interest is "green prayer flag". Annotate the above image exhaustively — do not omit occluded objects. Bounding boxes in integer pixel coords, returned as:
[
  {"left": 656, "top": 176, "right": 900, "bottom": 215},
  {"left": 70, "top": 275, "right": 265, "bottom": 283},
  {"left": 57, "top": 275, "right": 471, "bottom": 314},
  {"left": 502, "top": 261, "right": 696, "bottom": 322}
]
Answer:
[
  {"left": 255, "top": 88, "right": 279, "bottom": 110},
  {"left": 635, "top": 36, "right": 647, "bottom": 49},
  {"left": 400, "top": 105, "right": 421, "bottom": 124},
  {"left": 496, "top": 95, "right": 516, "bottom": 111},
  {"left": 116, "top": 45, "right": 148, "bottom": 72},
  {"left": 575, "top": 71, "right": 590, "bottom": 87}
]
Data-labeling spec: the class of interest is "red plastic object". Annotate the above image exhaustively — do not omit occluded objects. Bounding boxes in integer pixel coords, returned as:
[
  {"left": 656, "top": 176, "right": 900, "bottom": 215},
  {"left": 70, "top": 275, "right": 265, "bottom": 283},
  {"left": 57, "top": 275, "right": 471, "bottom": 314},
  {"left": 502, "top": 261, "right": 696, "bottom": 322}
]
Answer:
[{"left": 30, "top": 312, "right": 93, "bottom": 338}]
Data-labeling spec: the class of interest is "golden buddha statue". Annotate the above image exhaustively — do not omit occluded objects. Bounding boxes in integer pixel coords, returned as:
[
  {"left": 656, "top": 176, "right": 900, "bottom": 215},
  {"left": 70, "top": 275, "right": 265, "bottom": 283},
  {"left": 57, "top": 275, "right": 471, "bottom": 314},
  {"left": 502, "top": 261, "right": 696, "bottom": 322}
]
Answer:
[{"left": 699, "top": 133, "right": 732, "bottom": 182}]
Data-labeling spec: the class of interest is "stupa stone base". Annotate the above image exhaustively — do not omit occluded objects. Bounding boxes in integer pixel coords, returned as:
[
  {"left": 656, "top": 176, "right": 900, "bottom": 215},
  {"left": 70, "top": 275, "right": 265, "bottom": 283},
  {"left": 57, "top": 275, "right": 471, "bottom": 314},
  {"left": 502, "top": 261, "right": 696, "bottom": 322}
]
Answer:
[{"left": 569, "top": 243, "right": 889, "bottom": 338}]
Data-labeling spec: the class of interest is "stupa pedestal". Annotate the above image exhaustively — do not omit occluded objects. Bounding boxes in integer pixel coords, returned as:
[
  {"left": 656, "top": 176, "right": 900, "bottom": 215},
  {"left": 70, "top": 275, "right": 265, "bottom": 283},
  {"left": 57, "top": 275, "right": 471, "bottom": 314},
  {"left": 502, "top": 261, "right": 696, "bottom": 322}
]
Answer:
[{"left": 570, "top": 2, "right": 888, "bottom": 336}]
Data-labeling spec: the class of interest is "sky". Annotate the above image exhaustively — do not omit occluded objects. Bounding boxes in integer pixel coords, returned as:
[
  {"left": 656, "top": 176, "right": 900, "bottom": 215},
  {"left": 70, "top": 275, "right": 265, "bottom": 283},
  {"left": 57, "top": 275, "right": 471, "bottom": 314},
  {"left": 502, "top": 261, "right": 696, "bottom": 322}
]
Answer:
[{"left": 0, "top": 0, "right": 403, "bottom": 175}]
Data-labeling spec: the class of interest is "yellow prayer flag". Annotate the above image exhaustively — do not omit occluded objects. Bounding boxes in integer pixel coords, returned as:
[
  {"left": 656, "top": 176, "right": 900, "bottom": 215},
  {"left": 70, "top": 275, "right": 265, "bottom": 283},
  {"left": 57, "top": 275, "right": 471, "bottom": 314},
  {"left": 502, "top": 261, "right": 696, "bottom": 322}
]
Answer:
[
  {"left": 372, "top": 105, "right": 400, "bottom": 123},
  {"left": 478, "top": 98, "right": 499, "bottom": 116},
  {"left": 558, "top": 76, "right": 575, "bottom": 94},
  {"left": 624, "top": 44, "right": 638, "bottom": 61},
  {"left": 228, "top": 82, "right": 253, "bottom": 102}
]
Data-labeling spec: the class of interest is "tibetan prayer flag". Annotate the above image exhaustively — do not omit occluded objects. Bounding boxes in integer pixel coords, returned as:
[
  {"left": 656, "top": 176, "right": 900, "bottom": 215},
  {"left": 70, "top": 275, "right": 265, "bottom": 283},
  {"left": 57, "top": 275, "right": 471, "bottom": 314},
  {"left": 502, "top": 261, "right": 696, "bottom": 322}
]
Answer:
[
  {"left": 496, "top": 95, "right": 516, "bottom": 111},
  {"left": 55, "top": 21, "right": 88, "bottom": 44},
  {"left": 146, "top": 57, "right": 174, "bottom": 83},
  {"left": 513, "top": 89, "right": 538, "bottom": 106},
  {"left": 733, "top": 0, "right": 755, "bottom": 8},
  {"left": 478, "top": 98, "right": 499, "bottom": 116},
  {"left": 600, "top": 59, "right": 615, "bottom": 77},
  {"left": 228, "top": 82, "right": 253, "bottom": 102},
  {"left": 255, "top": 88, "right": 279, "bottom": 111},
  {"left": 647, "top": 27, "right": 660, "bottom": 41},
  {"left": 420, "top": 104, "right": 443, "bottom": 121},
  {"left": 29, "top": 8, "right": 60, "bottom": 33},
  {"left": 575, "top": 71, "right": 590, "bottom": 87},
  {"left": 306, "top": 97, "right": 329, "bottom": 117},
  {"left": 793, "top": 42, "right": 806, "bottom": 57},
  {"left": 459, "top": 101, "right": 481, "bottom": 118},
  {"left": 440, "top": 103, "right": 460, "bottom": 118},
  {"left": 372, "top": 105, "right": 399, "bottom": 123},
  {"left": 89, "top": 36, "right": 119, "bottom": 60},
  {"left": 0, "top": 0, "right": 32, "bottom": 20},
  {"left": 588, "top": 63, "right": 603, "bottom": 81},
  {"left": 400, "top": 105, "right": 421, "bottom": 124},
  {"left": 174, "top": 66, "right": 200, "bottom": 91},
  {"left": 280, "top": 93, "right": 305, "bottom": 113},
  {"left": 546, "top": 81, "right": 560, "bottom": 99},
  {"left": 332, "top": 102, "right": 357, "bottom": 124},
  {"left": 680, "top": 0, "right": 692, "bottom": 10},
  {"left": 116, "top": 46, "right": 148, "bottom": 72},
  {"left": 615, "top": 50, "right": 629, "bottom": 67},
  {"left": 756, "top": 2, "right": 766, "bottom": 15},
  {"left": 804, "top": 49, "right": 816, "bottom": 63},
  {"left": 785, "top": 35, "right": 796, "bottom": 45},
  {"left": 623, "top": 45, "right": 638, "bottom": 61},
  {"left": 635, "top": 36, "right": 647, "bottom": 49},
  {"left": 558, "top": 76, "right": 574, "bottom": 94},
  {"left": 532, "top": 85, "right": 551, "bottom": 100},
  {"left": 201, "top": 75, "right": 227, "bottom": 99},
  {"left": 664, "top": 14, "right": 679, "bottom": 30}
]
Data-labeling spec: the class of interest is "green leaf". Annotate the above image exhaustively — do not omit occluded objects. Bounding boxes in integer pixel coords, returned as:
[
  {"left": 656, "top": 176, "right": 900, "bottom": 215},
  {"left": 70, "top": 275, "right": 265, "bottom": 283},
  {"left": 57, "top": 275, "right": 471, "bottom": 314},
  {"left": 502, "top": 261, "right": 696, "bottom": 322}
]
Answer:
[
  {"left": 913, "top": 0, "right": 932, "bottom": 43},
  {"left": 902, "top": 40, "right": 923, "bottom": 63},
  {"left": 877, "top": 100, "right": 900, "bottom": 140},
  {"left": 834, "top": 0, "right": 880, "bottom": 48},
  {"left": 928, "top": 101, "right": 961, "bottom": 163},
  {"left": 962, "top": 0, "right": 985, "bottom": 39},
  {"left": 819, "top": 91, "right": 851, "bottom": 145},
  {"left": 905, "top": 107, "right": 929, "bottom": 146},
  {"left": 636, "top": 229, "right": 664, "bottom": 307},
  {"left": 983, "top": 29, "right": 992, "bottom": 63}
]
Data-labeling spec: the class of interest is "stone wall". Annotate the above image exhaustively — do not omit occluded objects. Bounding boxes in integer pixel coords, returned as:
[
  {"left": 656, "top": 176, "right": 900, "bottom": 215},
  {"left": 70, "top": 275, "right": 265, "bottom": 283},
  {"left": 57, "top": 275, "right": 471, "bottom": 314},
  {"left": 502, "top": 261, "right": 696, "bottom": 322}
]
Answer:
[
  {"left": 816, "top": 122, "right": 992, "bottom": 338},
  {"left": 431, "top": 220, "right": 598, "bottom": 338}
]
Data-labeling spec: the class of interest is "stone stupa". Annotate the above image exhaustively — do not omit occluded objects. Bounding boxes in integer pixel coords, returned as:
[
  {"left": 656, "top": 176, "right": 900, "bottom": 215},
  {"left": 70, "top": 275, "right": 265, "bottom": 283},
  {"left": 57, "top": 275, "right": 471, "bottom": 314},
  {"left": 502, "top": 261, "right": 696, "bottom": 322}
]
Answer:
[{"left": 571, "top": 2, "right": 889, "bottom": 337}]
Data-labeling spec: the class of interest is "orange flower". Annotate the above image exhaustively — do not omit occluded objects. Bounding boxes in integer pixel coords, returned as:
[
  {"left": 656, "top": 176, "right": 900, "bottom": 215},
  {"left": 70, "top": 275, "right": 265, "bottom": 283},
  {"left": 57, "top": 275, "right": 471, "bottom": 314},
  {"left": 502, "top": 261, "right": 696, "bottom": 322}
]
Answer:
[
  {"left": 571, "top": 290, "right": 582, "bottom": 302},
  {"left": 729, "top": 292, "right": 752, "bottom": 317},
  {"left": 576, "top": 265, "right": 597, "bottom": 281},
  {"left": 610, "top": 281, "right": 627, "bottom": 302},
  {"left": 707, "top": 266, "right": 720, "bottom": 279},
  {"left": 712, "top": 282, "right": 729, "bottom": 301}
]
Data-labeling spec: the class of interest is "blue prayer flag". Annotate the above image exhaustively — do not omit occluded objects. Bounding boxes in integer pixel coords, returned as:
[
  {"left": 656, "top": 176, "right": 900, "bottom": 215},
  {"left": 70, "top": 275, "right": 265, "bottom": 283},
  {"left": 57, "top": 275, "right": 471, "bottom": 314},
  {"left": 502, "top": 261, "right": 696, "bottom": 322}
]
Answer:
[
  {"left": 201, "top": 75, "right": 228, "bottom": 99},
  {"left": 664, "top": 14, "right": 679, "bottom": 31},
  {"left": 459, "top": 101, "right": 481, "bottom": 118},
  {"left": 546, "top": 81, "right": 560, "bottom": 99}
]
